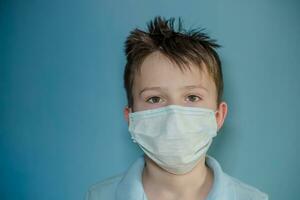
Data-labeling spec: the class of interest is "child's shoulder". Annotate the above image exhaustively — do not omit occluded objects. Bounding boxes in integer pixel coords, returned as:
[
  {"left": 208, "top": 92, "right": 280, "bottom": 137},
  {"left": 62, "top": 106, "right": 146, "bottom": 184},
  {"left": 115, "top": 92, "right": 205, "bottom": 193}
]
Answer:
[
  {"left": 85, "top": 173, "right": 124, "bottom": 200},
  {"left": 223, "top": 173, "right": 268, "bottom": 200},
  {"left": 206, "top": 156, "right": 268, "bottom": 200}
]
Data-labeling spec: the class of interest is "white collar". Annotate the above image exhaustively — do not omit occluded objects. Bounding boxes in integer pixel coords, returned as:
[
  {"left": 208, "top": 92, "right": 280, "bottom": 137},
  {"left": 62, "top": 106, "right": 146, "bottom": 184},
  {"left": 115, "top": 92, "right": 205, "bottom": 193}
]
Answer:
[{"left": 116, "top": 155, "right": 232, "bottom": 200}]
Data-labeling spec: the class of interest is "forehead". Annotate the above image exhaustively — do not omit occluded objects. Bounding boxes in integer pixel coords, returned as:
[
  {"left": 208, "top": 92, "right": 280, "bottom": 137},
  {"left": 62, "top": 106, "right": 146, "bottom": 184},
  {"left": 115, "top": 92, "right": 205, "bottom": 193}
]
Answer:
[{"left": 133, "top": 52, "right": 215, "bottom": 91}]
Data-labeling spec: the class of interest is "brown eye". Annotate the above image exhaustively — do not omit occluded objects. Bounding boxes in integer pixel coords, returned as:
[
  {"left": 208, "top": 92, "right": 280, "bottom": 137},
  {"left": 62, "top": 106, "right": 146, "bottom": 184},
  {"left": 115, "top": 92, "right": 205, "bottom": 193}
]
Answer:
[
  {"left": 146, "top": 96, "right": 162, "bottom": 104},
  {"left": 186, "top": 95, "right": 201, "bottom": 102}
]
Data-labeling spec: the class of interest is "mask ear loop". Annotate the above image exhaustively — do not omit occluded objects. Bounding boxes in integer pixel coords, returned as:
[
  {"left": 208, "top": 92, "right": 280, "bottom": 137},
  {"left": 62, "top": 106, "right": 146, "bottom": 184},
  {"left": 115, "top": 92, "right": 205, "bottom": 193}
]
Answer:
[
  {"left": 214, "top": 110, "right": 219, "bottom": 115},
  {"left": 214, "top": 110, "right": 220, "bottom": 132}
]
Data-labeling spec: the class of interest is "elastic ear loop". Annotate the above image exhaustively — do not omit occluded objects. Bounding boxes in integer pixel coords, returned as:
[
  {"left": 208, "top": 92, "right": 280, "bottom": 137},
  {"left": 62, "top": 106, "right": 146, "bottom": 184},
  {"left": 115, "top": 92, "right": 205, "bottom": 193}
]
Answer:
[{"left": 214, "top": 110, "right": 220, "bottom": 132}]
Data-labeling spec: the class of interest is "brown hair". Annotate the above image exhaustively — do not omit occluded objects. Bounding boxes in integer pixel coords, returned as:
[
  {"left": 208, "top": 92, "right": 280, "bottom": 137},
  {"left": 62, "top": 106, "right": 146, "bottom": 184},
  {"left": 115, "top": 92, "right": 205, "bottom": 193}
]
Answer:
[{"left": 124, "top": 16, "right": 223, "bottom": 108}]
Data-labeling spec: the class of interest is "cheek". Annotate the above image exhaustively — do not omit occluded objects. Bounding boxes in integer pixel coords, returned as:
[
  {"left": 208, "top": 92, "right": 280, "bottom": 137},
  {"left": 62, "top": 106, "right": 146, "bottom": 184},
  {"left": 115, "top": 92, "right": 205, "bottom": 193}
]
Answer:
[
  {"left": 133, "top": 101, "right": 159, "bottom": 112},
  {"left": 131, "top": 94, "right": 145, "bottom": 112},
  {"left": 203, "top": 93, "right": 218, "bottom": 110}
]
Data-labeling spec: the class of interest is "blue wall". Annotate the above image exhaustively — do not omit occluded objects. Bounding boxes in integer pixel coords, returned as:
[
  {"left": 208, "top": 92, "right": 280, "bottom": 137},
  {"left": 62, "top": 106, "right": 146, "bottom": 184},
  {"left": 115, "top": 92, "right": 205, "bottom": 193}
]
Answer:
[{"left": 1, "top": 0, "right": 299, "bottom": 199}]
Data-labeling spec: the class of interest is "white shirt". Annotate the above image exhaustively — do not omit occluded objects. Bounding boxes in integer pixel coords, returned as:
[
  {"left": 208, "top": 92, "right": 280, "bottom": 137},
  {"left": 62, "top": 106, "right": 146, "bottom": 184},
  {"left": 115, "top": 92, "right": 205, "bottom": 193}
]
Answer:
[{"left": 86, "top": 155, "right": 268, "bottom": 200}]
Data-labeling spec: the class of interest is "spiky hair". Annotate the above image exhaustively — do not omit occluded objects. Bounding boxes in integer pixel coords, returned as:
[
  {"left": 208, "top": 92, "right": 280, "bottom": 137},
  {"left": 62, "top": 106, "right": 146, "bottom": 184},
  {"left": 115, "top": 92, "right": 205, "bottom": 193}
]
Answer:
[{"left": 124, "top": 16, "right": 223, "bottom": 107}]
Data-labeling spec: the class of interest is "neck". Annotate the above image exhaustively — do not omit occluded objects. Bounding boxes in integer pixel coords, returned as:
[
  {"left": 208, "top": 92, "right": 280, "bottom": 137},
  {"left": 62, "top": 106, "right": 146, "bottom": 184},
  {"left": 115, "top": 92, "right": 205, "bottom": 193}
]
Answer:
[{"left": 142, "top": 155, "right": 213, "bottom": 199}]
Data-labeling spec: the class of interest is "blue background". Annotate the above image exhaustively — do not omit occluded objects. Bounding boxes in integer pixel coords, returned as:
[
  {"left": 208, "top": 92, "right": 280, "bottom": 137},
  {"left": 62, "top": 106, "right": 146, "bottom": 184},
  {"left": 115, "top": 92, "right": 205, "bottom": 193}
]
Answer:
[{"left": 1, "top": 0, "right": 299, "bottom": 199}]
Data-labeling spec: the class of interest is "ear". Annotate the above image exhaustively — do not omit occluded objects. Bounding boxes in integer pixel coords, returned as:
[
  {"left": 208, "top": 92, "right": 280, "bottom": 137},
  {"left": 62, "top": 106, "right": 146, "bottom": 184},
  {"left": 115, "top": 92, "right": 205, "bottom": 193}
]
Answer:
[
  {"left": 215, "top": 101, "right": 228, "bottom": 131},
  {"left": 124, "top": 106, "right": 132, "bottom": 124}
]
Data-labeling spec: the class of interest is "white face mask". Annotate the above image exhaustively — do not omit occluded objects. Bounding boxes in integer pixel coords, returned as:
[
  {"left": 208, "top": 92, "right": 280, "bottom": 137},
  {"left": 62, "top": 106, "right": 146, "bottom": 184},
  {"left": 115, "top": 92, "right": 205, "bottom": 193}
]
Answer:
[{"left": 129, "top": 105, "right": 218, "bottom": 175}]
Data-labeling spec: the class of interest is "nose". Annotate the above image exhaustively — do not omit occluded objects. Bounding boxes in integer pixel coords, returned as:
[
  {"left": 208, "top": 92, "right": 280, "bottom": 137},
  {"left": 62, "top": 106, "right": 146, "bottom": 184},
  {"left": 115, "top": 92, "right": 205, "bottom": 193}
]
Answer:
[{"left": 166, "top": 96, "right": 182, "bottom": 107}]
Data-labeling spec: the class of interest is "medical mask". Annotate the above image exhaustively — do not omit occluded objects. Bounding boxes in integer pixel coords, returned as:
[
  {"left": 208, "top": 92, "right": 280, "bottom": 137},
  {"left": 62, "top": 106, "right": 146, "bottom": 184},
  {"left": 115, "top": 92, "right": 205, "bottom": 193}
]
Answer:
[{"left": 129, "top": 105, "right": 218, "bottom": 175}]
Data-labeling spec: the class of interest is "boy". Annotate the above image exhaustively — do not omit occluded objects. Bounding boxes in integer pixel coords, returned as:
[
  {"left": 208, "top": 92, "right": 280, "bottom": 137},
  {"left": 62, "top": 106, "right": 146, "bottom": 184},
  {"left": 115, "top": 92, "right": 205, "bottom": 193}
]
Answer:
[{"left": 86, "top": 16, "right": 268, "bottom": 200}]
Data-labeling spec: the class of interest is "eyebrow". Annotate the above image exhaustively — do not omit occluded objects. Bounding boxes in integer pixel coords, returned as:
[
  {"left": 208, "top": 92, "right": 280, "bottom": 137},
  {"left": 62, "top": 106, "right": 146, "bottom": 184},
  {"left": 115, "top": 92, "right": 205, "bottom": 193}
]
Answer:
[
  {"left": 139, "top": 87, "right": 165, "bottom": 96},
  {"left": 182, "top": 85, "right": 208, "bottom": 92},
  {"left": 139, "top": 85, "right": 208, "bottom": 96}
]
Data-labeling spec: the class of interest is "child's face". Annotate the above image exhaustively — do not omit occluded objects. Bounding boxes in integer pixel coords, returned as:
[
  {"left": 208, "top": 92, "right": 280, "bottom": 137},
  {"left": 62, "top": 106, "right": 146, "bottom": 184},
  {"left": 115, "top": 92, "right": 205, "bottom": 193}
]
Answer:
[{"left": 125, "top": 51, "right": 227, "bottom": 129}]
